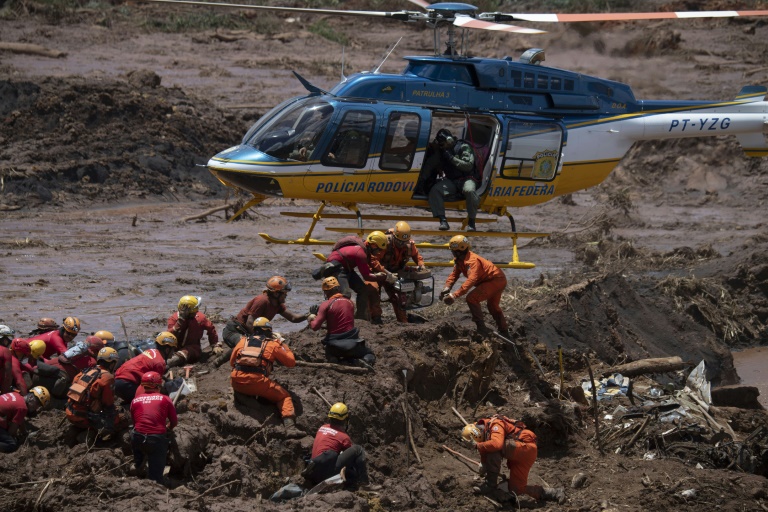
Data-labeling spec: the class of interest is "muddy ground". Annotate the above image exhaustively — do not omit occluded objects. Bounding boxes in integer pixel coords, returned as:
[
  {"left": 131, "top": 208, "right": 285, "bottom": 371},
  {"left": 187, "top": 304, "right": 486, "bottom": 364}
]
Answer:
[{"left": 1, "top": 1, "right": 768, "bottom": 511}]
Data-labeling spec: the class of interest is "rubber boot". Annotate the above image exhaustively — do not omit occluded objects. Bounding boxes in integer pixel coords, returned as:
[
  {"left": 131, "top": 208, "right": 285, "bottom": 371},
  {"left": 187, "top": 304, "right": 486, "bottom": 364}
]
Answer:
[
  {"left": 283, "top": 416, "right": 303, "bottom": 439},
  {"left": 467, "top": 218, "right": 476, "bottom": 232},
  {"left": 166, "top": 352, "right": 186, "bottom": 369},
  {"left": 371, "top": 316, "right": 383, "bottom": 325},
  {"left": 212, "top": 347, "right": 233, "bottom": 368},
  {"left": 540, "top": 487, "right": 566, "bottom": 504},
  {"left": 475, "top": 320, "right": 492, "bottom": 337},
  {"left": 473, "top": 472, "right": 500, "bottom": 494},
  {"left": 438, "top": 217, "right": 450, "bottom": 231}
]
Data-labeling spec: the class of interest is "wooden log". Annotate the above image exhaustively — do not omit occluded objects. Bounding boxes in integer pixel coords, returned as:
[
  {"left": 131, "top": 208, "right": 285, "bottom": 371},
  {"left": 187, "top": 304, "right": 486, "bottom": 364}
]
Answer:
[
  {"left": 181, "top": 204, "right": 231, "bottom": 222},
  {"left": 608, "top": 356, "right": 688, "bottom": 377},
  {"left": 452, "top": 407, "right": 469, "bottom": 426},
  {"left": 295, "top": 360, "right": 370, "bottom": 374},
  {"left": 0, "top": 42, "right": 67, "bottom": 58},
  {"left": 441, "top": 444, "right": 481, "bottom": 467}
]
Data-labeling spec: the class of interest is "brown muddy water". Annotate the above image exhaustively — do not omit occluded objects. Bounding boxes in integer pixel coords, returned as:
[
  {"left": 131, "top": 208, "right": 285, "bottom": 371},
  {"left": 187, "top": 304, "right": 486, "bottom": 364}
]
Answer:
[{"left": 732, "top": 346, "right": 768, "bottom": 409}]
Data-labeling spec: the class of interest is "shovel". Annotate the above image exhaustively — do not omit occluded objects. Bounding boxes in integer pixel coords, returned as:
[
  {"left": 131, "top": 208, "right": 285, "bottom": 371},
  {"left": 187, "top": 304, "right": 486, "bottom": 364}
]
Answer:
[
  {"left": 183, "top": 365, "right": 198, "bottom": 393},
  {"left": 305, "top": 468, "right": 346, "bottom": 496}
]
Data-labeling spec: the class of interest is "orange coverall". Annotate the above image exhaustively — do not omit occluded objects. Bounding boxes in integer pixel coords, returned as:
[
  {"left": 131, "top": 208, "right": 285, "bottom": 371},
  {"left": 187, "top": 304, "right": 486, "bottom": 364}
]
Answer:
[
  {"left": 445, "top": 251, "right": 508, "bottom": 331},
  {"left": 65, "top": 367, "right": 116, "bottom": 430},
  {"left": 476, "top": 416, "right": 542, "bottom": 499},
  {"left": 369, "top": 232, "right": 426, "bottom": 322},
  {"left": 229, "top": 335, "right": 296, "bottom": 418}
]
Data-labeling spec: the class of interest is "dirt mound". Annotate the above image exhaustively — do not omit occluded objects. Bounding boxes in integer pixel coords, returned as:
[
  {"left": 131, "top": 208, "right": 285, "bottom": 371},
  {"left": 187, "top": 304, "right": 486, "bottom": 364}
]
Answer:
[{"left": 0, "top": 75, "right": 241, "bottom": 208}]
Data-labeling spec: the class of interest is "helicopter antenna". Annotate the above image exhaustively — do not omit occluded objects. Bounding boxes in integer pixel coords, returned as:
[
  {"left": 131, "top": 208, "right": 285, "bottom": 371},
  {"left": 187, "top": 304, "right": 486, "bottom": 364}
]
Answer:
[
  {"left": 372, "top": 37, "right": 402, "bottom": 74},
  {"left": 341, "top": 46, "right": 347, "bottom": 82}
]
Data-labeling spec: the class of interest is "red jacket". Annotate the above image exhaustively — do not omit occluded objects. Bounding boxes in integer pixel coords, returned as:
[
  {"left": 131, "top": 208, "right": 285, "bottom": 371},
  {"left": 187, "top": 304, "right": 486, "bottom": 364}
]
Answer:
[
  {"left": 311, "top": 423, "right": 353, "bottom": 458},
  {"left": 0, "top": 392, "right": 28, "bottom": 430},
  {"left": 0, "top": 346, "right": 14, "bottom": 394},
  {"left": 310, "top": 293, "right": 355, "bottom": 335},
  {"left": 28, "top": 330, "right": 68, "bottom": 359},
  {"left": 45, "top": 354, "right": 96, "bottom": 380},
  {"left": 234, "top": 294, "right": 285, "bottom": 325},
  {"left": 130, "top": 391, "right": 177, "bottom": 435},
  {"left": 115, "top": 349, "right": 166, "bottom": 384},
  {"left": 445, "top": 251, "right": 506, "bottom": 298},
  {"left": 9, "top": 357, "right": 29, "bottom": 395},
  {"left": 327, "top": 244, "right": 378, "bottom": 280},
  {"left": 167, "top": 311, "right": 219, "bottom": 348}
]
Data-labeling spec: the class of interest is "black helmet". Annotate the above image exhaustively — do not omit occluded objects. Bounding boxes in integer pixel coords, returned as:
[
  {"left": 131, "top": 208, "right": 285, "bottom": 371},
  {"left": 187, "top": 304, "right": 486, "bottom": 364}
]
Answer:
[{"left": 435, "top": 128, "right": 454, "bottom": 146}]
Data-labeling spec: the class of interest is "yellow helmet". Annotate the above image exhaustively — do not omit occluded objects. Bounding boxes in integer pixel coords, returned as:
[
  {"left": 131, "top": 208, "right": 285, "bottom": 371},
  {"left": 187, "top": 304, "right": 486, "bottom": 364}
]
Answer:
[
  {"left": 94, "top": 330, "right": 115, "bottom": 343},
  {"left": 252, "top": 317, "right": 273, "bottom": 333},
  {"left": 62, "top": 316, "right": 81, "bottom": 334},
  {"left": 97, "top": 346, "right": 119, "bottom": 364},
  {"left": 321, "top": 276, "right": 340, "bottom": 291},
  {"left": 328, "top": 402, "right": 349, "bottom": 421},
  {"left": 178, "top": 295, "right": 201, "bottom": 314},
  {"left": 394, "top": 221, "right": 411, "bottom": 243},
  {"left": 28, "top": 339, "right": 46, "bottom": 359},
  {"left": 31, "top": 386, "right": 51, "bottom": 408},
  {"left": 366, "top": 231, "right": 388, "bottom": 251},
  {"left": 155, "top": 331, "right": 178, "bottom": 347},
  {"left": 462, "top": 423, "right": 484, "bottom": 443},
  {"left": 449, "top": 235, "right": 470, "bottom": 252}
]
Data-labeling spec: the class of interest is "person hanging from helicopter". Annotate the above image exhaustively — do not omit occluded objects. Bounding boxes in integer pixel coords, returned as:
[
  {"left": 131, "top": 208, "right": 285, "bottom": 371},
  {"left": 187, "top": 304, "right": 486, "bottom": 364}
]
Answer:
[
  {"left": 440, "top": 235, "right": 509, "bottom": 336},
  {"left": 323, "top": 232, "right": 394, "bottom": 322},
  {"left": 422, "top": 128, "right": 479, "bottom": 232},
  {"left": 307, "top": 277, "right": 376, "bottom": 366},
  {"left": 368, "top": 221, "right": 425, "bottom": 324},
  {"left": 216, "top": 276, "right": 310, "bottom": 367}
]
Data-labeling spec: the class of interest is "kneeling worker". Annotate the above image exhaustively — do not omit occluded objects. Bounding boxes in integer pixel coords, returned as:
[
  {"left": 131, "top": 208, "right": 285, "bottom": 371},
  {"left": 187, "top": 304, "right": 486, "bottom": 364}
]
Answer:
[
  {"left": 230, "top": 318, "right": 302, "bottom": 437},
  {"left": 66, "top": 347, "right": 122, "bottom": 435},
  {"left": 0, "top": 386, "right": 50, "bottom": 453},
  {"left": 308, "top": 277, "right": 375, "bottom": 366},
  {"left": 303, "top": 402, "right": 370, "bottom": 489}
]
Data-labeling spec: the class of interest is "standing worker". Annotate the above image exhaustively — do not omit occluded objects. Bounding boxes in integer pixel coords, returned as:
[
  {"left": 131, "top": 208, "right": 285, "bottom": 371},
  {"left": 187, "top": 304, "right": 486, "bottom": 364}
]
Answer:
[
  {"left": 166, "top": 295, "right": 221, "bottom": 368},
  {"left": 302, "top": 402, "right": 371, "bottom": 489},
  {"left": 440, "top": 235, "right": 508, "bottom": 336},
  {"left": 65, "top": 347, "right": 122, "bottom": 437},
  {"left": 130, "top": 371, "right": 177, "bottom": 485},
  {"left": 114, "top": 332, "right": 176, "bottom": 403},
  {"left": 324, "top": 232, "right": 393, "bottom": 322},
  {"left": 218, "top": 276, "right": 309, "bottom": 367},
  {"left": 308, "top": 277, "right": 375, "bottom": 366},
  {"left": 0, "top": 386, "right": 50, "bottom": 453},
  {"left": 369, "top": 221, "right": 425, "bottom": 323},
  {"left": 229, "top": 317, "right": 302, "bottom": 437},
  {"left": 462, "top": 415, "right": 565, "bottom": 504}
]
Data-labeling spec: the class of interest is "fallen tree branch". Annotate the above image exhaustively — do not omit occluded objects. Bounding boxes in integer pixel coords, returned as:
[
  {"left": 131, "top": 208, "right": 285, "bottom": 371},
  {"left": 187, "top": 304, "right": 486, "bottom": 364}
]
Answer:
[
  {"left": 623, "top": 415, "right": 651, "bottom": 452},
  {"left": 452, "top": 406, "right": 469, "bottom": 426},
  {"left": 295, "top": 360, "right": 370, "bottom": 374},
  {"left": 609, "top": 356, "right": 688, "bottom": 377},
  {"left": 0, "top": 42, "right": 67, "bottom": 58},
  {"left": 181, "top": 204, "right": 232, "bottom": 222},
  {"left": 311, "top": 386, "right": 333, "bottom": 408},
  {"left": 402, "top": 402, "right": 422, "bottom": 464},
  {"left": 441, "top": 444, "right": 481, "bottom": 467},
  {"left": 584, "top": 354, "right": 604, "bottom": 455}
]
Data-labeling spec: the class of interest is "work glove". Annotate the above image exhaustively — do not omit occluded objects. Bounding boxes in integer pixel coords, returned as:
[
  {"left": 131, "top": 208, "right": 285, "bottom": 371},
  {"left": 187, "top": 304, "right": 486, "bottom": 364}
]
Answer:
[
  {"left": 372, "top": 272, "right": 387, "bottom": 281},
  {"left": 385, "top": 272, "right": 397, "bottom": 285},
  {"left": 307, "top": 314, "right": 317, "bottom": 322},
  {"left": 443, "top": 293, "right": 455, "bottom": 306},
  {"left": 178, "top": 308, "right": 190, "bottom": 320},
  {"left": 309, "top": 304, "right": 319, "bottom": 315},
  {"left": 439, "top": 287, "right": 451, "bottom": 300},
  {"left": 212, "top": 345, "right": 224, "bottom": 355}
]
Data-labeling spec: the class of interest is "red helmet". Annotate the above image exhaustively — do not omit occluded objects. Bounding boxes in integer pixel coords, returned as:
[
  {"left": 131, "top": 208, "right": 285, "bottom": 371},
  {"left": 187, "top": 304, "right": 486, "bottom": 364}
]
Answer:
[
  {"left": 85, "top": 335, "right": 105, "bottom": 354},
  {"left": 10, "top": 338, "right": 30, "bottom": 355},
  {"left": 141, "top": 371, "right": 163, "bottom": 389}
]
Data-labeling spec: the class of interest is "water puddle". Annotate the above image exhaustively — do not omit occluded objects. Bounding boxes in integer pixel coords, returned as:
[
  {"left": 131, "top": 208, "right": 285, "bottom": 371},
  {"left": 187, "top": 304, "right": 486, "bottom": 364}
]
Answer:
[{"left": 732, "top": 346, "right": 768, "bottom": 409}]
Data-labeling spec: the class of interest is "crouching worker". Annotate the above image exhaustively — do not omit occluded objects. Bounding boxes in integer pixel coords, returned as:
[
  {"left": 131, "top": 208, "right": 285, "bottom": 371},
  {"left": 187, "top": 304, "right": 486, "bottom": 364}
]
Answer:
[
  {"left": 114, "top": 332, "right": 175, "bottom": 403},
  {"left": 0, "top": 386, "right": 50, "bottom": 453},
  {"left": 462, "top": 415, "right": 565, "bottom": 504},
  {"left": 230, "top": 318, "right": 302, "bottom": 438},
  {"left": 302, "top": 403, "right": 371, "bottom": 489},
  {"left": 65, "top": 347, "right": 124, "bottom": 440},
  {"left": 308, "top": 277, "right": 375, "bottom": 366},
  {"left": 130, "top": 371, "right": 177, "bottom": 485}
]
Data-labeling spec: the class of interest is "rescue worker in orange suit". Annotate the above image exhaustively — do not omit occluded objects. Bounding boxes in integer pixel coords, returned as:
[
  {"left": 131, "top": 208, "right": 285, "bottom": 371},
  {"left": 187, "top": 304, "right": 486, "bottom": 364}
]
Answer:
[
  {"left": 440, "top": 235, "right": 508, "bottom": 336},
  {"left": 114, "top": 332, "right": 175, "bottom": 403},
  {"left": 230, "top": 317, "right": 302, "bottom": 437},
  {"left": 463, "top": 416, "right": 565, "bottom": 504},
  {"left": 0, "top": 386, "right": 50, "bottom": 453},
  {"left": 10, "top": 338, "right": 46, "bottom": 393},
  {"left": 65, "top": 347, "right": 122, "bottom": 436},
  {"left": 302, "top": 403, "right": 371, "bottom": 489},
  {"left": 308, "top": 277, "right": 376, "bottom": 366},
  {"left": 34, "top": 335, "right": 105, "bottom": 398},
  {"left": 28, "top": 316, "right": 81, "bottom": 359},
  {"left": 368, "top": 221, "right": 425, "bottom": 323},
  {"left": 324, "top": 232, "right": 392, "bottom": 322},
  {"left": 130, "top": 371, "right": 178, "bottom": 485},
  {"left": 166, "top": 295, "right": 221, "bottom": 368},
  {"left": 218, "top": 276, "right": 309, "bottom": 367},
  {"left": 28, "top": 318, "right": 59, "bottom": 337}
]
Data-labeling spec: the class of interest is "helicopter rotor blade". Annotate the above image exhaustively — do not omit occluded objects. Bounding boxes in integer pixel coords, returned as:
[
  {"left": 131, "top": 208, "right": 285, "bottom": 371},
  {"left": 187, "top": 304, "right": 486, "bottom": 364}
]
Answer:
[
  {"left": 142, "top": 0, "right": 422, "bottom": 21},
  {"left": 483, "top": 9, "right": 768, "bottom": 24},
  {"left": 404, "top": 0, "right": 431, "bottom": 10},
  {"left": 453, "top": 15, "right": 546, "bottom": 34}
]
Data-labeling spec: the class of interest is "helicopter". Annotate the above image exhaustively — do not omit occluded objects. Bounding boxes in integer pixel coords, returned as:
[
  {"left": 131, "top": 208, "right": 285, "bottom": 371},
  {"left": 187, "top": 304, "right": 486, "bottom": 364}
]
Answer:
[{"left": 150, "top": 0, "right": 768, "bottom": 268}]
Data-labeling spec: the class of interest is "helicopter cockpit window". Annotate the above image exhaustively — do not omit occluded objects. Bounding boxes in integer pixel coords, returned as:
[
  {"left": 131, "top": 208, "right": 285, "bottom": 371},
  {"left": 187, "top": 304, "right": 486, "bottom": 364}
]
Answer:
[
  {"left": 403, "top": 63, "right": 474, "bottom": 86},
  {"left": 322, "top": 110, "right": 375, "bottom": 168},
  {"left": 380, "top": 113, "right": 420, "bottom": 171},
  {"left": 500, "top": 120, "right": 563, "bottom": 182},
  {"left": 245, "top": 99, "right": 334, "bottom": 161}
]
